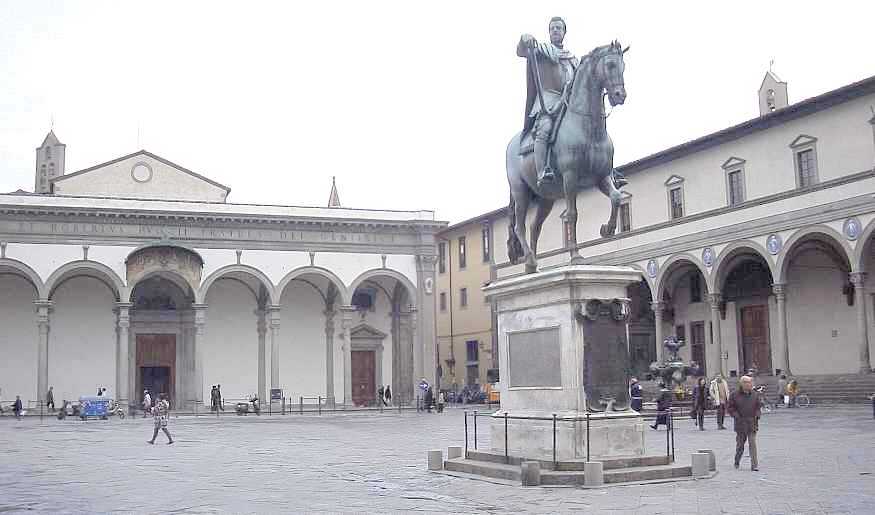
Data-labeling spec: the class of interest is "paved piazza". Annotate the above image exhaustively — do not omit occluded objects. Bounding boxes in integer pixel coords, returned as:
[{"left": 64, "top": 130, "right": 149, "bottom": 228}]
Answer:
[{"left": 1, "top": 406, "right": 873, "bottom": 514}]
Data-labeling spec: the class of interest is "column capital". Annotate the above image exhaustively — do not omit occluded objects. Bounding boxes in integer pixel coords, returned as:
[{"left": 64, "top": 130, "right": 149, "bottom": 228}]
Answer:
[
  {"left": 115, "top": 302, "right": 133, "bottom": 310},
  {"left": 771, "top": 283, "right": 787, "bottom": 298},
  {"left": 849, "top": 271, "right": 867, "bottom": 287},
  {"left": 707, "top": 293, "right": 723, "bottom": 307},
  {"left": 34, "top": 299, "right": 53, "bottom": 309}
]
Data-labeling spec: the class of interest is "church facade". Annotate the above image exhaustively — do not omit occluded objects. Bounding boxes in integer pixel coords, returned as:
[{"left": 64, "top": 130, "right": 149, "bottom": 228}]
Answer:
[{"left": 1, "top": 139, "right": 443, "bottom": 411}]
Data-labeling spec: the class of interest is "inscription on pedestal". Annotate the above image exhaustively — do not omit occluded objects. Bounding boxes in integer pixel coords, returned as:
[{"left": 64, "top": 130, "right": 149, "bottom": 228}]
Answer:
[{"left": 507, "top": 327, "right": 561, "bottom": 388}]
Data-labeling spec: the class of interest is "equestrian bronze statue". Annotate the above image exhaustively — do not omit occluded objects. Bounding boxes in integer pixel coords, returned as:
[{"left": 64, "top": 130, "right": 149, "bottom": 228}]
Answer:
[{"left": 506, "top": 19, "right": 629, "bottom": 274}]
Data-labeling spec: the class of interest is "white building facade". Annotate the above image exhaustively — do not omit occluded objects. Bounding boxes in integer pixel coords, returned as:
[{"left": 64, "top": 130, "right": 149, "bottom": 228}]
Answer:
[
  {"left": 1, "top": 145, "right": 443, "bottom": 410},
  {"left": 494, "top": 73, "right": 875, "bottom": 380}
]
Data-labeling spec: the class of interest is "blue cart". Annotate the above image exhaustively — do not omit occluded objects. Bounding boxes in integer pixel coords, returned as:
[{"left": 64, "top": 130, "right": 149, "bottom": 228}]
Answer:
[{"left": 78, "top": 396, "right": 110, "bottom": 420}]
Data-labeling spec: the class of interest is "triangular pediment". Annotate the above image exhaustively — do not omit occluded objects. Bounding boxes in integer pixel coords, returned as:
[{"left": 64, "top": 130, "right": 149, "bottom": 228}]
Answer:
[
  {"left": 50, "top": 150, "right": 230, "bottom": 202},
  {"left": 664, "top": 174, "right": 684, "bottom": 186},
  {"left": 789, "top": 134, "right": 817, "bottom": 148},
  {"left": 721, "top": 156, "right": 746, "bottom": 170},
  {"left": 350, "top": 323, "right": 387, "bottom": 340}
]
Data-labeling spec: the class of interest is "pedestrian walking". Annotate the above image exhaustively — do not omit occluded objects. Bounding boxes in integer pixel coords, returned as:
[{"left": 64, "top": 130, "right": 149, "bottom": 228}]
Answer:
[
  {"left": 727, "top": 375, "right": 762, "bottom": 471},
  {"left": 384, "top": 385, "right": 392, "bottom": 405},
  {"left": 147, "top": 394, "right": 174, "bottom": 445},
  {"left": 437, "top": 391, "right": 446, "bottom": 413},
  {"left": 13, "top": 395, "right": 23, "bottom": 420},
  {"left": 692, "top": 377, "right": 710, "bottom": 431},
  {"left": 777, "top": 374, "right": 788, "bottom": 406},
  {"left": 46, "top": 386, "right": 55, "bottom": 412},
  {"left": 424, "top": 386, "right": 434, "bottom": 413},
  {"left": 630, "top": 377, "right": 643, "bottom": 412},
  {"left": 216, "top": 384, "right": 224, "bottom": 411},
  {"left": 210, "top": 385, "right": 217, "bottom": 412},
  {"left": 142, "top": 390, "right": 152, "bottom": 418},
  {"left": 650, "top": 383, "right": 672, "bottom": 430},
  {"left": 377, "top": 385, "right": 385, "bottom": 407},
  {"left": 709, "top": 374, "right": 729, "bottom": 429},
  {"left": 786, "top": 379, "right": 799, "bottom": 408}
]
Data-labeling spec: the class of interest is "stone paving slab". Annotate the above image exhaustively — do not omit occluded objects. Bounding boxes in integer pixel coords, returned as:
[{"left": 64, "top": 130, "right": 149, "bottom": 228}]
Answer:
[{"left": 0, "top": 406, "right": 873, "bottom": 513}]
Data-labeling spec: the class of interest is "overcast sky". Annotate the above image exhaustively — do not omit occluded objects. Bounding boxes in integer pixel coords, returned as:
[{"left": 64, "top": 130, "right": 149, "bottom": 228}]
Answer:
[{"left": 1, "top": 1, "right": 874, "bottom": 223}]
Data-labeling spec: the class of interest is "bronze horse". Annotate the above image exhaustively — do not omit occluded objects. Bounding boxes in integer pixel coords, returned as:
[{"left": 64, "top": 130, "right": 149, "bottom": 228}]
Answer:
[{"left": 506, "top": 41, "right": 628, "bottom": 273}]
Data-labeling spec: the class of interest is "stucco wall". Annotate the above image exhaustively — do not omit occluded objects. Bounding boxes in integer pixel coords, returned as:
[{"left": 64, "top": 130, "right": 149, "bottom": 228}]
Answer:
[
  {"left": 0, "top": 275, "right": 39, "bottom": 404},
  {"left": 52, "top": 154, "right": 228, "bottom": 202},
  {"left": 203, "top": 280, "right": 259, "bottom": 402},
  {"left": 280, "top": 281, "right": 331, "bottom": 398},
  {"left": 48, "top": 276, "right": 117, "bottom": 402}
]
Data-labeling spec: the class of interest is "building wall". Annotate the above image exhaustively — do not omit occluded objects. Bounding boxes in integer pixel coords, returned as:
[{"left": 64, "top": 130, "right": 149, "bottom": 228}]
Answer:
[
  {"left": 48, "top": 276, "right": 117, "bottom": 402},
  {"left": 280, "top": 280, "right": 333, "bottom": 399},
  {"left": 0, "top": 275, "right": 39, "bottom": 404}
]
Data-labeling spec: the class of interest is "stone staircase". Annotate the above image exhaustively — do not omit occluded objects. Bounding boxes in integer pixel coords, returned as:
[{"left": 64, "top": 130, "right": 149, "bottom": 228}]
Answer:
[
  {"left": 641, "top": 373, "right": 875, "bottom": 405},
  {"left": 443, "top": 450, "right": 696, "bottom": 486}
]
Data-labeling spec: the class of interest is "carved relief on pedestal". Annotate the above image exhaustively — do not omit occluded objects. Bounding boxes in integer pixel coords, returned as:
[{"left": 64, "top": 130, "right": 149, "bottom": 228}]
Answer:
[{"left": 126, "top": 244, "right": 204, "bottom": 290}]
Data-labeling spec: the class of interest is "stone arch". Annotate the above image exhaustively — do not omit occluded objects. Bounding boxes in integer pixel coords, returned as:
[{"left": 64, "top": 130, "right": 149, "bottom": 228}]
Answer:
[
  {"left": 776, "top": 225, "right": 854, "bottom": 284},
  {"left": 0, "top": 258, "right": 46, "bottom": 298},
  {"left": 627, "top": 263, "right": 655, "bottom": 293},
  {"left": 127, "top": 270, "right": 196, "bottom": 303},
  {"left": 276, "top": 266, "right": 349, "bottom": 305},
  {"left": 45, "top": 260, "right": 126, "bottom": 301},
  {"left": 712, "top": 240, "right": 776, "bottom": 292},
  {"left": 854, "top": 218, "right": 875, "bottom": 273},
  {"left": 655, "top": 253, "right": 712, "bottom": 301},
  {"left": 348, "top": 268, "right": 417, "bottom": 307},
  {"left": 197, "top": 264, "right": 277, "bottom": 305}
]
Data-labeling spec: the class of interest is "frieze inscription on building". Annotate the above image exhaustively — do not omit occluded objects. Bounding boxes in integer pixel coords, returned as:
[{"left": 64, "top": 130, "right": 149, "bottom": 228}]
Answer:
[{"left": 126, "top": 246, "right": 203, "bottom": 288}]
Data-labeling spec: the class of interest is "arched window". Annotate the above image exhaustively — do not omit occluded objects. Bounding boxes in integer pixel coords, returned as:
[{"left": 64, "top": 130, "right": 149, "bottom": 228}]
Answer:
[{"left": 45, "top": 146, "right": 51, "bottom": 159}]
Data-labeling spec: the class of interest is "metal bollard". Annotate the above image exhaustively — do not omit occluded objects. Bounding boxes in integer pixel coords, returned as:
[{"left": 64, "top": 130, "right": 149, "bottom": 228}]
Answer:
[
  {"left": 300, "top": 396, "right": 303, "bottom": 415},
  {"left": 318, "top": 396, "right": 322, "bottom": 415},
  {"left": 464, "top": 410, "right": 469, "bottom": 458},
  {"left": 282, "top": 397, "right": 286, "bottom": 415},
  {"left": 504, "top": 412, "right": 509, "bottom": 464},
  {"left": 552, "top": 413, "right": 557, "bottom": 466},
  {"left": 473, "top": 410, "right": 478, "bottom": 450},
  {"left": 586, "top": 412, "right": 591, "bottom": 463}
]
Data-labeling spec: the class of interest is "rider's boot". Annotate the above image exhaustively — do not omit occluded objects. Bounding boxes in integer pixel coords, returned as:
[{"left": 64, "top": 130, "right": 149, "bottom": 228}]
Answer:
[{"left": 535, "top": 140, "right": 555, "bottom": 185}]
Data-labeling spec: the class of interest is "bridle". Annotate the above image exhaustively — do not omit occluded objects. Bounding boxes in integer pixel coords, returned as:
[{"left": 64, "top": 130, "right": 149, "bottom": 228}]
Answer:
[{"left": 565, "top": 47, "right": 625, "bottom": 120}]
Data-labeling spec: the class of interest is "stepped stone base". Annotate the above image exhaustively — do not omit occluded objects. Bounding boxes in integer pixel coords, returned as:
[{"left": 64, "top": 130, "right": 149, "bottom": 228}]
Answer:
[{"left": 441, "top": 450, "right": 705, "bottom": 487}]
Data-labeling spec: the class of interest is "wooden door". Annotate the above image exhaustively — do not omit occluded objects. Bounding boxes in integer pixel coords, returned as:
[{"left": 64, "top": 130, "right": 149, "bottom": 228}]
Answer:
[
  {"left": 136, "top": 334, "right": 176, "bottom": 404},
  {"left": 740, "top": 305, "right": 771, "bottom": 375},
  {"left": 690, "top": 321, "right": 706, "bottom": 376},
  {"left": 351, "top": 350, "right": 376, "bottom": 406}
]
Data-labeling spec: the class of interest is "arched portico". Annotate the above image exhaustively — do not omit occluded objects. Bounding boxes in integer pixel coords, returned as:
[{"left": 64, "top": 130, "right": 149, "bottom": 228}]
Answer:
[{"left": 0, "top": 259, "right": 44, "bottom": 405}]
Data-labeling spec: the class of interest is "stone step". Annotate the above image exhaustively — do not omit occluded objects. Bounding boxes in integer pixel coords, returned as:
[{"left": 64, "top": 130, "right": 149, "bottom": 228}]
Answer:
[
  {"left": 444, "top": 457, "right": 693, "bottom": 486},
  {"left": 463, "top": 450, "right": 672, "bottom": 471},
  {"left": 443, "top": 458, "right": 520, "bottom": 481}
]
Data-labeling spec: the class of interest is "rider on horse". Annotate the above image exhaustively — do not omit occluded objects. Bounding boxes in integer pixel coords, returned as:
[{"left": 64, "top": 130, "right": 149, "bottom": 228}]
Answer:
[{"left": 518, "top": 17, "right": 578, "bottom": 186}]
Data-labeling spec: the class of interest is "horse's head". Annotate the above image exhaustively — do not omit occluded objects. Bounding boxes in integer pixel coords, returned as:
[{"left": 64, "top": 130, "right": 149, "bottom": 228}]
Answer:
[{"left": 595, "top": 40, "right": 629, "bottom": 107}]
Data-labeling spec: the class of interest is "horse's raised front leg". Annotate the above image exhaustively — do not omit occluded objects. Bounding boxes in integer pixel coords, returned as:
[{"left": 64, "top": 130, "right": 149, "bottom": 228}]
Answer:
[
  {"left": 512, "top": 189, "right": 536, "bottom": 273},
  {"left": 562, "top": 171, "right": 584, "bottom": 264},
  {"left": 598, "top": 173, "right": 622, "bottom": 238},
  {"left": 530, "top": 197, "right": 555, "bottom": 261}
]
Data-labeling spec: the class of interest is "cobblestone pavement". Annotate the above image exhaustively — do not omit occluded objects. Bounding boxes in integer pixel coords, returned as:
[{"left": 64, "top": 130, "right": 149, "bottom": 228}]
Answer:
[{"left": 1, "top": 405, "right": 873, "bottom": 514}]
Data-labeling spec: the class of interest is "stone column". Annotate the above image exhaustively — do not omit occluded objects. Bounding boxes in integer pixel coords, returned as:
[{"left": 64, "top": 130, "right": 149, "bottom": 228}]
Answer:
[
  {"left": 115, "top": 302, "right": 132, "bottom": 411},
  {"left": 415, "top": 254, "right": 438, "bottom": 389},
  {"left": 341, "top": 306, "right": 355, "bottom": 406},
  {"left": 850, "top": 273, "right": 872, "bottom": 373},
  {"left": 410, "top": 307, "right": 420, "bottom": 393},
  {"left": 771, "top": 284, "right": 791, "bottom": 376},
  {"left": 256, "top": 308, "right": 268, "bottom": 405},
  {"left": 193, "top": 304, "right": 207, "bottom": 407},
  {"left": 651, "top": 301, "right": 665, "bottom": 363},
  {"left": 324, "top": 307, "right": 336, "bottom": 405},
  {"left": 708, "top": 293, "right": 724, "bottom": 376},
  {"left": 35, "top": 300, "right": 52, "bottom": 408},
  {"left": 397, "top": 310, "right": 413, "bottom": 402},
  {"left": 269, "top": 306, "right": 281, "bottom": 390}
]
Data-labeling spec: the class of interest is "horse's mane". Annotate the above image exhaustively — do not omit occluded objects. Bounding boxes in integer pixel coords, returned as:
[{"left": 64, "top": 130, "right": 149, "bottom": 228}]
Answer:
[{"left": 578, "top": 40, "right": 624, "bottom": 70}]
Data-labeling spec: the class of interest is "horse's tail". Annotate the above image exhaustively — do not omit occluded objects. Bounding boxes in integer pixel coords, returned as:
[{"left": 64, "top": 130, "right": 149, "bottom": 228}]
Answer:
[{"left": 506, "top": 191, "right": 523, "bottom": 264}]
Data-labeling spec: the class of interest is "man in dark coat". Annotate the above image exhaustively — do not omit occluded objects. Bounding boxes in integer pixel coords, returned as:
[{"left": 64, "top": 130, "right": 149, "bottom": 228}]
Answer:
[
  {"left": 650, "top": 383, "right": 672, "bottom": 430},
  {"left": 691, "top": 377, "right": 710, "bottom": 431},
  {"left": 629, "top": 378, "right": 643, "bottom": 412},
  {"left": 727, "top": 375, "right": 762, "bottom": 471}
]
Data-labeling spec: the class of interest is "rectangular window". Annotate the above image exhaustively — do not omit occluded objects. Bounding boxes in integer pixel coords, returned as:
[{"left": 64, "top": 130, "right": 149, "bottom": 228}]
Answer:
[
  {"left": 466, "top": 340, "right": 479, "bottom": 362},
  {"left": 438, "top": 242, "right": 447, "bottom": 274},
  {"left": 796, "top": 149, "right": 817, "bottom": 188},
  {"left": 466, "top": 364, "right": 479, "bottom": 386},
  {"left": 439, "top": 292, "right": 447, "bottom": 312},
  {"left": 460, "top": 287, "right": 468, "bottom": 308},
  {"left": 676, "top": 324, "right": 686, "bottom": 344},
  {"left": 618, "top": 203, "right": 631, "bottom": 233},
  {"left": 689, "top": 274, "right": 702, "bottom": 303},
  {"left": 481, "top": 225, "right": 491, "bottom": 263},
  {"left": 669, "top": 187, "right": 684, "bottom": 219},
  {"left": 458, "top": 236, "right": 467, "bottom": 269},
  {"left": 727, "top": 170, "right": 744, "bottom": 205}
]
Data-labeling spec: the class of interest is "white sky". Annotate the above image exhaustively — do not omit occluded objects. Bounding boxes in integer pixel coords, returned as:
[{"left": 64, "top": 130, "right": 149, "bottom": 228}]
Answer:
[{"left": 1, "top": 1, "right": 874, "bottom": 224}]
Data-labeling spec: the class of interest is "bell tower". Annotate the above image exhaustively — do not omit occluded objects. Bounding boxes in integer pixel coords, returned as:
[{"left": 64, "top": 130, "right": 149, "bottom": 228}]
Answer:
[
  {"left": 758, "top": 70, "right": 788, "bottom": 116},
  {"left": 35, "top": 130, "right": 65, "bottom": 193}
]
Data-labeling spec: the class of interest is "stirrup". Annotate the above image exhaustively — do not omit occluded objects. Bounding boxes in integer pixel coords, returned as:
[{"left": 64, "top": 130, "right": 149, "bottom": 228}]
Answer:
[{"left": 538, "top": 168, "right": 556, "bottom": 185}]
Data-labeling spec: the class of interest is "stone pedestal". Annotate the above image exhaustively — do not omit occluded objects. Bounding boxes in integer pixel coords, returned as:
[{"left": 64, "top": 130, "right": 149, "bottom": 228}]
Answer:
[{"left": 484, "top": 265, "right": 645, "bottom": 461}]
